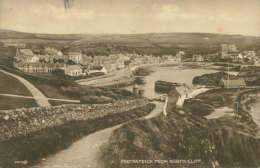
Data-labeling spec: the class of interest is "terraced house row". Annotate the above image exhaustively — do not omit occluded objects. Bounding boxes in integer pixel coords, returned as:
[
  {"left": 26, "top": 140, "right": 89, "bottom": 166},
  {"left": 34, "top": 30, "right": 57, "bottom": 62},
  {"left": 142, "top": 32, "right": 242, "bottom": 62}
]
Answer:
[{"left": 13, "top": 62, "right": 67, "bottom": 73}]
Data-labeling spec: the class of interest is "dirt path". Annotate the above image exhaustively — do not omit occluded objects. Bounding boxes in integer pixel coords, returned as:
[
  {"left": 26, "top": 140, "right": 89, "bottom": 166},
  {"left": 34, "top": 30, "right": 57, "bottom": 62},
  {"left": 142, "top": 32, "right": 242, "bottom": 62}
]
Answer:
[
  {"left": 0, "top": 69, "right": 50, "bottom": 107},
  {"left": 0, "top": 93, "right": 80, "bottom": 103},
  {"left": 33, "top": 102, "right": 164, "bottom": 168}
]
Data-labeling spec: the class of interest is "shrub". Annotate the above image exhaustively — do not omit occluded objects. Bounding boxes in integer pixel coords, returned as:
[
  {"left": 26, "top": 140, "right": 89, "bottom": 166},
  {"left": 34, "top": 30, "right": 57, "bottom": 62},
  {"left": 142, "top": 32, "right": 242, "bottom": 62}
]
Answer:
[
  {"left": 51, "top": 69, "right": 65, "bottom": 74},
  {"left": 121, "top": 89, "right": 134, "bottom": 97},
  {"left": 80, "top": 95, "right": 116, "bottom": 104}
]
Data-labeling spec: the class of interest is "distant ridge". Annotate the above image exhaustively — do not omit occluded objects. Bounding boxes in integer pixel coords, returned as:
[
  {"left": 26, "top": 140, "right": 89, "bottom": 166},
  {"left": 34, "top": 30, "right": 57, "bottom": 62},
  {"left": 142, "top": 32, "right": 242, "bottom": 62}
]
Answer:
[{"left": 0, "top": 29, "right": 259, "bottom": 55}]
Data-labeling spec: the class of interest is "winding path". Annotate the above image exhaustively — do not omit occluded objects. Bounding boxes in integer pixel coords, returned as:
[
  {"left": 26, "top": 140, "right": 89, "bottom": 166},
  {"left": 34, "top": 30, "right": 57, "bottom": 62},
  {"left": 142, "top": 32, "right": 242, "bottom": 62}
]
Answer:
[
  {"left": 33, "top": 101, "right": 164, "bottom": 168},
  {"left": 0, "top": 93, "right": 80, "bottom": 103},
  {"left": 0, "top": 69, "right": 51, "bottom": 107}
]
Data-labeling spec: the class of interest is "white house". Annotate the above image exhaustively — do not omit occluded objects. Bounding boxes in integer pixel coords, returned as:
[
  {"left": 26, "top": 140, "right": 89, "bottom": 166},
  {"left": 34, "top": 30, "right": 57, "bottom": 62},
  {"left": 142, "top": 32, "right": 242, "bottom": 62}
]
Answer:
[
  {"left": 29, "top": 55, "right": 40, "bottom": 63},
  {"left": 88, "top": 66, "right": 108, "bottom": 75},
  {"left": 68, "top": 51, "right": 82, "bottom": 63},
  {"left": 65, "top": 65, "right": 82, "bottom": 76}
]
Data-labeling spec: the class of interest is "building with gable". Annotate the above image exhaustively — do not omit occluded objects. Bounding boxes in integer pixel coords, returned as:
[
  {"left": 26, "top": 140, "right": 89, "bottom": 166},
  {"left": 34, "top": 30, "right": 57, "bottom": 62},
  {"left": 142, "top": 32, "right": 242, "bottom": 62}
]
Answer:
[
  {"left": 176, "top": 51, "right": 186, "bottom": 60},
  {"left": 15, "top": 49, "right": 39, "bottom": 63},
  {"left": 192, "top": 55, "right": 204, "bottom": 62},
  {"left": 13, "top": 62, "right": 67, "bottom": 73},
  {"left": 65, "top": 65, "right": 82, "bottom": 76},
  {"left": 219, "top": 78, "right": 246, "bottom": 88},
  {"left": 44, "top": 47, "right": 62, "bottom": 56},
  {"left": 68, "top": 51, "right": 82, "bottom": 63}
]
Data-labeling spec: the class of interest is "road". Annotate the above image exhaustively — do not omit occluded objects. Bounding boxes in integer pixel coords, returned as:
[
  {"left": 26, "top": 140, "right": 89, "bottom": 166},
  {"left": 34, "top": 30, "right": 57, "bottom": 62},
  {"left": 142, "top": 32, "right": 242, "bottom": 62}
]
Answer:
[
  {"left": 0, "top": 69, "right": 51, "bottom": 107},
  {"left": 33, "top": 101, "right": 164, "bottom": 168},
  {"left": 78, "top": 68, "right": 133, "bottom": 85}
]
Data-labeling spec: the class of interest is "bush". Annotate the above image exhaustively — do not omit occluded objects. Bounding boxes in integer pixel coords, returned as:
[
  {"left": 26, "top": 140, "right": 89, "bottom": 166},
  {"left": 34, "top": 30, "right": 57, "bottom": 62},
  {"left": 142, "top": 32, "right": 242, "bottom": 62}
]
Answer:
[
  {"left": 51, "top": 69, "right": 65, "bottom": 74},
  {"left": 121, "top": 89, "right": 135, "bottom": 97},
  {"left": 80, "top": 95, "right": 116, "bottom": 104}
]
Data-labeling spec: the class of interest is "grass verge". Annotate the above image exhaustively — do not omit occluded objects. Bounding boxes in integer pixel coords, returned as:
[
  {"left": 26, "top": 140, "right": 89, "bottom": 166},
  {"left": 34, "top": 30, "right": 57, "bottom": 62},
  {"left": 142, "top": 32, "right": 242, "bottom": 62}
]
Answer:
[
  {"left": 0, "top": 95, "right": 38, "bottom": 110},
  {"left": 26, "top": 78, "right": 75, "bottom": 100},
  {"left": 0, "top": 103, "right": 155, "bottom": 168},
  {"left": 0, "top": 71, "right": 33, "bottom": 96},
  {"left": 48, "top": 100, "right": 80, "bottom": 106}
]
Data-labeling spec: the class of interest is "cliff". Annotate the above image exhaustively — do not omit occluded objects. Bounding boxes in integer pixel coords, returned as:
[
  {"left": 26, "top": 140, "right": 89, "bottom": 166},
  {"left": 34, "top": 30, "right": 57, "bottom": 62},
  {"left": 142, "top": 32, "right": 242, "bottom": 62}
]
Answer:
[{"left": 100, "top": 90, "right": 260, "bottom": 168}]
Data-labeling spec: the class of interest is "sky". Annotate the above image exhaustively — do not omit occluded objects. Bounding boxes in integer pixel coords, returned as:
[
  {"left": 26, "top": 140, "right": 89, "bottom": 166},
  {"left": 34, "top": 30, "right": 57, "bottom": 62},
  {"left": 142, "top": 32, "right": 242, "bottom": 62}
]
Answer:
[{"left": 0, "top": 0, "right": 259, "bottom": 36}]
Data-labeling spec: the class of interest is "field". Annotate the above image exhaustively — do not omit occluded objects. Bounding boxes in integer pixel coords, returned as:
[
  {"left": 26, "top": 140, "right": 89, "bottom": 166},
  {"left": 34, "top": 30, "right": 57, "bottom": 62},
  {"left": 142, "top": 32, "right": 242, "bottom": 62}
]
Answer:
[
  {"left": 0, "top": 71, "right": 33, "bottom": 96},
  {"left": 0, "top": 95, "right": 38, "bottom": 110},
  {"left": 1, "top": 30, "right": 259, "bottom": 56}
]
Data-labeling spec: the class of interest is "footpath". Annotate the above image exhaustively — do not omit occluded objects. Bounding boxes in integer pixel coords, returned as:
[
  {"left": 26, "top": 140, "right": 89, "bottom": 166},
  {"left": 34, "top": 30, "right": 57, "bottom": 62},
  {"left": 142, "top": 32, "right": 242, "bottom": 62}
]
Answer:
[
  {"left": 33, "top": 101, "right": 164, "bottom": 168},
  {"left": 0, "top": 69, "right": 51, "bottom": 107}
]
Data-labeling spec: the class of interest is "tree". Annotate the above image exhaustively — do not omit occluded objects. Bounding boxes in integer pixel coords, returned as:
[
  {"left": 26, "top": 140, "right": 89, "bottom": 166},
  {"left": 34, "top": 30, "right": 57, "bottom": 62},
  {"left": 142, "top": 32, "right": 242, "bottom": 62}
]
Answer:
[
  {"left": 53, "top": 58, "right": 65, "bottom": 63},
  {"left": 67, "top": 60, "right": 77, "bottom": 65},
  {"left": 39, "top": 59, "right": 46, "bottom": 63},
  {"left": 52, "top": 69, "right": 65, "bottom": 74}
]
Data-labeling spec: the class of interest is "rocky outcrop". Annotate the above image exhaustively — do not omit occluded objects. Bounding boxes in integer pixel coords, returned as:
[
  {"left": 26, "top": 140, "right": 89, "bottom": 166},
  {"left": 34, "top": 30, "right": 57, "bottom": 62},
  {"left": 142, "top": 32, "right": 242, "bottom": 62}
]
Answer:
[
  {"left": 0, "top": 98, "right": 149, "bottom": 141},
  {"left": 192, "top": 71, "right": 260, "bottom": 86},
  {"left": 192, "top": 72, "right": 237, "bottom": 86}
]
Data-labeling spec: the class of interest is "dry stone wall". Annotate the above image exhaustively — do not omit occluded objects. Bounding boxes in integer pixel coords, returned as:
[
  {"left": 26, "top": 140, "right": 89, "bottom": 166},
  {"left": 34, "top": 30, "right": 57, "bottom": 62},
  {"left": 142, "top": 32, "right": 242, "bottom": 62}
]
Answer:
[
  {"left": 89, "top": 77, "right": 135, "bottom": 87},
  {"left": 0, "top": 98, "right": 149, "bottom": 141}
]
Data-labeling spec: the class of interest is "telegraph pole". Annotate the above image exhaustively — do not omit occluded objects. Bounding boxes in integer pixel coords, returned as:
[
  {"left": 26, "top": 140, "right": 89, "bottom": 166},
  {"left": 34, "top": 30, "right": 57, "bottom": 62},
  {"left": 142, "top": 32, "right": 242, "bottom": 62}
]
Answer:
[{"left": 227, "top": 54, "right": 230, "bottom": 89}]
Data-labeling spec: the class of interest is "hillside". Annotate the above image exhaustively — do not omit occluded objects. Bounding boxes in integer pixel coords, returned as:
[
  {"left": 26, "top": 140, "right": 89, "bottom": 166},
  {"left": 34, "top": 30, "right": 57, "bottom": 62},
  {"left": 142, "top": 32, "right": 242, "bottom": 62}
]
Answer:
[{"left": 0, "top": 29, "right": 259, "bottom": 55}]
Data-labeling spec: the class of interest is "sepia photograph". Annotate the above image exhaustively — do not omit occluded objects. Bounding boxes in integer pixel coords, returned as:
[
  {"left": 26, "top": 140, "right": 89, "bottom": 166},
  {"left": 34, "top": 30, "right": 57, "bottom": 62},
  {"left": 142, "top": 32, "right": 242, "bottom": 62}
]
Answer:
[{"left": 0, "top": 0, "right": 260, "bottom": 167}]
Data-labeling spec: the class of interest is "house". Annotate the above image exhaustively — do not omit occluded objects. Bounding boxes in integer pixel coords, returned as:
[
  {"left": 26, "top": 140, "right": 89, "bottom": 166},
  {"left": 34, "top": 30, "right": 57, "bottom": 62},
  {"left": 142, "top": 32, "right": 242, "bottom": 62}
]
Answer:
[
  {"left": 219, "top": 78, "right": 246, "bottom": 88},
  {"left": 153, "top": 56, "right": 161, "bottom": 63},
  {"left": 3, "top": 42, "right": 26, "bottom": 48},
  {"left": 228, "top": 45, "right": 237, "bottom": 52},
  {"left": 221, "top": 44, "right": 228, "bottom": 51},
  {"left": 44, "top": 47, "right": 62, "bottom": 56},
  {"left": 243, "top": 51, "right": 256, "bottom": 57},
  {"left": 113, "top": 57, "right": 125, "bottom": 69},
  {"left": 62, "top": 55, "right": 69, "bottom": 63},
  {"left": 118, "top": 55, "right": 130, "bottom": 61},
  {"left": 88, "top": 66, "right": 108, "bottom": 75},
  {"left": 142, "top": 56, "right": 154, "bottom": 64},
  {"left": 192, "top": 55, "right": 204, "bottom": 62},
  {"left": 68, "top": 51, "right": 82, "bottom": 63},
  {"left": 103, "top": 61, "right": 116, "bottom": 72},
  {"left": 13, "top": 62, "right": 66, "bottom": 73},
  {"left": 80, "top": 57, "right": 93, "bottom": 65},
  {"left": 65, "top": 65, "right": 82, "bottom": 76},
  {"left": 131, "top": 57, "right": 143, "bottom": 65},
  {"left": 15, "top": 49, "right": 39, "bottom": 63},
  {"left": 176, "top": 86, "right": 192, "bottom": 99},
  {"left": 162, "top": 55, "right": 175, "bottom": 62},
  {"left": 93, "top": 56, "right": 108, "bottom": 65},
  {"left": 204, "top": 53, "right": 218, "bottom": 62},
  {"left": 221, "top": 44, "right": 237, "bottom": 52},
  {"left": 220, "top": 51, "right": 229, "bottom": 59},
  {"left": 176, "top": 51, "right": 186, "bottom": 60}
]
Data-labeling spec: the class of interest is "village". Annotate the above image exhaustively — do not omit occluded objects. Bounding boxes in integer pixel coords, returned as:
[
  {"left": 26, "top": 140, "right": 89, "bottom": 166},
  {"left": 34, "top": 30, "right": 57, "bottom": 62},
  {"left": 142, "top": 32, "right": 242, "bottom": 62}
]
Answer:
[
  {"left": 4, "top": 42, "right": 260, "bottom": 81},
  {"left": 1, "top": 0, "right": 260, "bottom": 166}
]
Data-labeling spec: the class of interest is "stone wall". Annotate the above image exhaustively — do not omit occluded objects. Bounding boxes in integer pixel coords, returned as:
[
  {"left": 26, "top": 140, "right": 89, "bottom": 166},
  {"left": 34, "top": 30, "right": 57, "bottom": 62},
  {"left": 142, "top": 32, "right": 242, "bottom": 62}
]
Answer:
[
  {"left": 89, "top": 77, "right": 135, "bottom": 87},
  {"left": 0, "top": 98, "right": 149, "bottom": 141}
]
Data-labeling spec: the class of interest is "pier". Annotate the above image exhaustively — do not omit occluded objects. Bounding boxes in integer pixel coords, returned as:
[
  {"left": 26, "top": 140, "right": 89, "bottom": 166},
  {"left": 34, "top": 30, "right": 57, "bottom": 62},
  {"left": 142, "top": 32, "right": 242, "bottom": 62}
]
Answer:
[{"left": 155, "top": 80, "right": 185, "bottom": 92}]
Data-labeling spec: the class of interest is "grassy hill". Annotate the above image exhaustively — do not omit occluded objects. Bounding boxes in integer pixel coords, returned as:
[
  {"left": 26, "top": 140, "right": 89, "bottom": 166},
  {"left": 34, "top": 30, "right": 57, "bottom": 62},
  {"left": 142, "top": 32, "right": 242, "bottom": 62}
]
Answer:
[{"left": 0, "top": 29, "right": 259, "bottom": 55}]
